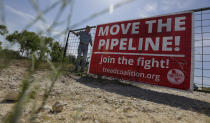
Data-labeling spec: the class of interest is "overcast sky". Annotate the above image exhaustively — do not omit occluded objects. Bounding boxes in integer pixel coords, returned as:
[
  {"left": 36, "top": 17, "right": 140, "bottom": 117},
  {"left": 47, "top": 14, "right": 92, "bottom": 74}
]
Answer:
[{"left": 1, "top": 0, "right": 210, "bottom": 39}]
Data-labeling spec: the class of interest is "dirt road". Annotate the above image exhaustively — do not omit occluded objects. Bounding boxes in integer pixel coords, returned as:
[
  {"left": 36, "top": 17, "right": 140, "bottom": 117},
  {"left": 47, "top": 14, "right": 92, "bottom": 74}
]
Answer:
[{"left": 0, "top": 61, "right": 210, "bottom": 123}]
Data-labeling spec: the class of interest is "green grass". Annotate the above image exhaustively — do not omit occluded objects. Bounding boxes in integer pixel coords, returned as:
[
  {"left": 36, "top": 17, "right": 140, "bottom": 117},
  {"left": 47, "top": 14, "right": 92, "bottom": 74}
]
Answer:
[
  {"left": 0, "top": 59, "right": 8, "bottom": 70},
  {"left": 0, "top": 49, "right": 22, "bottom": 71},
  {"left": 0, "top": 57, "right": 13, "bottom": 72},
  {"left": 202, "top": 87, "right": 210, "bottom": 92}
]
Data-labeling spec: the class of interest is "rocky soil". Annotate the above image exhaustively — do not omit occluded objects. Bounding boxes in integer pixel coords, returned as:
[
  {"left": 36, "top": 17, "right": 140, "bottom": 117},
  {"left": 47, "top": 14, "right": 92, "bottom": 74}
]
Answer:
[{"left": 0, "top": 60, "right": 210, "bottom": 123}]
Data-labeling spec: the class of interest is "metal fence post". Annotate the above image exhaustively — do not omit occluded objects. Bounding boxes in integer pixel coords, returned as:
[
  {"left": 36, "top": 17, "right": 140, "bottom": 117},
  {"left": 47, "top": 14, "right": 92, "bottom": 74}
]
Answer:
[
  {"left": 200, "top": 10, "right": 204, "bottom": 90},
  {"left": 62, "top": 30, "right": 71, "bottom": 63}
]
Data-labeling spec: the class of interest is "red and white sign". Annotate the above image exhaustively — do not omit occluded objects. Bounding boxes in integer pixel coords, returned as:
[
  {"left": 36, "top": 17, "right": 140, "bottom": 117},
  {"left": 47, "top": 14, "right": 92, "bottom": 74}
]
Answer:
[{"left": 89, "top": 12, "right": 193, "bottom": 90}]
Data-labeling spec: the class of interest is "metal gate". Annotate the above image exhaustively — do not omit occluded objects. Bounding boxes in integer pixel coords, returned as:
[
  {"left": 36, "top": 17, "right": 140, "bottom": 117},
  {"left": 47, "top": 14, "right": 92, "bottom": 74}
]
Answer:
[{"left": 64, "top": 7, "right": 210, "bottom": 90}]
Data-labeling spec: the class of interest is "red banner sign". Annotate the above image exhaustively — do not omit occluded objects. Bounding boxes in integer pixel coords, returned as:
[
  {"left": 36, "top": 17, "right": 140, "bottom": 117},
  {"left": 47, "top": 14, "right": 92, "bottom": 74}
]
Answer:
[{"left": 89, "top": 12, "right": 193, "bottom": 90}]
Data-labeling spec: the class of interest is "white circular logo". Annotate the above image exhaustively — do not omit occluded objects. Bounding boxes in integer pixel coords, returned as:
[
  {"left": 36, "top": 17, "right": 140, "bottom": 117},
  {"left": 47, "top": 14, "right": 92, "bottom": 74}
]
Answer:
[{"left": 167, "top": 69, "right": 185, "bottom": 85}]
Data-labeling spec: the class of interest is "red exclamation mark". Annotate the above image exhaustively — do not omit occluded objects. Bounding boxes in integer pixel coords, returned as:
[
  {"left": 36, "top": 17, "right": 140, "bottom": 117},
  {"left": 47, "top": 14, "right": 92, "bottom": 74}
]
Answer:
[{"left": 174, "top": 36, "right": 180, "bottom": 51}]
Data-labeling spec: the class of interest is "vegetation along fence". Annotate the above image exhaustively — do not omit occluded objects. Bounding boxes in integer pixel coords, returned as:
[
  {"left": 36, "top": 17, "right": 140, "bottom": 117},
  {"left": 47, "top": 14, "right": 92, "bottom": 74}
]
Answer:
[{"left": 64, "top": 7, "right": 210, "bottom": 90}]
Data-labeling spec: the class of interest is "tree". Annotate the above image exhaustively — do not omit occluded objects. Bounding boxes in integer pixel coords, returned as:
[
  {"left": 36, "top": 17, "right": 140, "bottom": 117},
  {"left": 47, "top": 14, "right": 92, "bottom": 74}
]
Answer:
[
  {"left": 6, "top": 29, "right": 66, "bottom": 62},
  {"left": 69, "top": 54, "right": 76, "bottom": 64},
  {"left": 6, "top": 30, "right": 40, "bottom": 57},
  {"left": 0, "top": 41, "right": 2, "bottom": 50},
  {"left": 50, "top": 41, "right": 64, "bottom": 62},
  {"left": 0, "top": 25, "right": 8, "bottom": 35},
  {"left": 6, "top": 30, "right": 56, "bottom": 60},
  {"left": 38, "top": 36, "right": 53, "bottom": 61},
  {"left": 21, "top": 30, "right": 40, "bottom": 57},
  {"left": 0, "top": 25, "right": 8, "bottom": 50}
]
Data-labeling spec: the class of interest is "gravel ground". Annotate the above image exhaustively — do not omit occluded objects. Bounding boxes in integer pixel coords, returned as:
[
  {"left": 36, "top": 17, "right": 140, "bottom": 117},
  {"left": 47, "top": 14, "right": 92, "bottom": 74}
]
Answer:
[{"left": 0, "top": 61, "right": 210, "bottom": 123}]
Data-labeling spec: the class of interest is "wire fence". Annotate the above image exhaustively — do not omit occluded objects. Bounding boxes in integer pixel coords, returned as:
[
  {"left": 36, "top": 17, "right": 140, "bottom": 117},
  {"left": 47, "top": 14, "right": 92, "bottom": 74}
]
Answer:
[
  {"left": 193, "top": 9, "right": 210, "bottom": 89},
  {"left": 66, "top": 7, "right": 210, "bottom": 89},
  {"left": 66, "top": 27, "right": 96, "bottom": 62}
]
